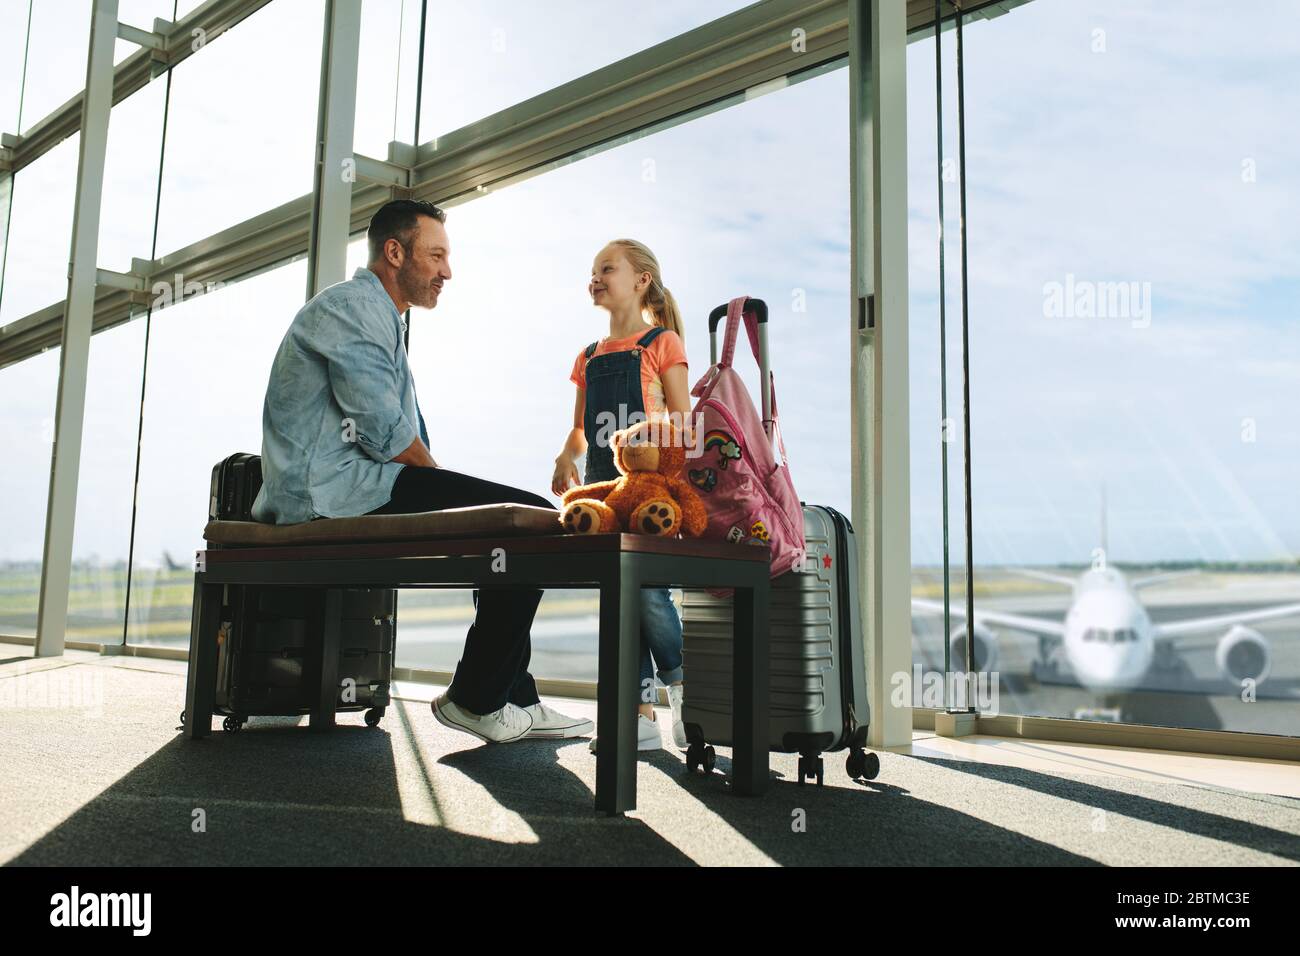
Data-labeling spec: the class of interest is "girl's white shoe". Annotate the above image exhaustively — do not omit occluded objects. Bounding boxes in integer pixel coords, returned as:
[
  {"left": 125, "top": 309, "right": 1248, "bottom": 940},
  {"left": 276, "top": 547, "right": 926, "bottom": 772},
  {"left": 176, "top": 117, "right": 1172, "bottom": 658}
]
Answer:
[
  {"left": 589, "top": 713, "right": 663, "bottom": 754},
  {"left": 668, "top": 684, "right": 687, "bottom": 749}
]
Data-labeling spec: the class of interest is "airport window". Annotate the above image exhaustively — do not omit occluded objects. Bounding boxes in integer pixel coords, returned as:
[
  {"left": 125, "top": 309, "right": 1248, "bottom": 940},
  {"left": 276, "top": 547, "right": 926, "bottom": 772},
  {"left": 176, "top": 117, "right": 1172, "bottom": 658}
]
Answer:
[
  {"left": 125, "top": 262, "right": 304, "bottom": 647},
  {"left": 3, "top": 0, "right": 1291, "bottom": 750},
  {"left": 353, "top": 0, "right": 424, "bottom": 160},
  {"left": 907, "top": 0, "right": 1300, "bottom": 737},
  {"left": 66, "top": 320, "right": 148, "bottom": 647},
  {"left": 152, "top": 0, "right": 324, "bottom": 256},
  {"left": 6, "top": 1, "right": 92, "bottom": 133},
  {"left": 0, "top": 349, "right": 60, "bottom": 644},
  {"left": 96, "top": 81, "right": 168, "bottom": 275},
  {"left": 0, "top": 6, "right": 29, "bottom": 134},
  {"left": 0, "top": 135, "right": 80, "bottom": 325},
  {"left": 416, "top": 0, "right": 754, "bottom": 142},
  {"left": 391, "top": 67, "right": 849, "bottom": 678}
]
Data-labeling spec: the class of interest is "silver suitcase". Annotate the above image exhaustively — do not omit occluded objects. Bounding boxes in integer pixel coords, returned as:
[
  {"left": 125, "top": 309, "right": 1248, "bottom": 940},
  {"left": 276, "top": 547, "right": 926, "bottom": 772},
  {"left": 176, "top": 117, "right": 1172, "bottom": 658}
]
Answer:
[{"left": 680, "top": 502, "right": 878, "bottom": 785}]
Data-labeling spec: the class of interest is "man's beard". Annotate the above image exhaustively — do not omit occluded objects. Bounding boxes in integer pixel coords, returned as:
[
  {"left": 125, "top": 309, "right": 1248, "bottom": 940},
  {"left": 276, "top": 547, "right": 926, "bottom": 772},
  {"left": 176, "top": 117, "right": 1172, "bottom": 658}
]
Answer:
[{"left": 397, "top": 262, "right": 438, "bottom": 309}]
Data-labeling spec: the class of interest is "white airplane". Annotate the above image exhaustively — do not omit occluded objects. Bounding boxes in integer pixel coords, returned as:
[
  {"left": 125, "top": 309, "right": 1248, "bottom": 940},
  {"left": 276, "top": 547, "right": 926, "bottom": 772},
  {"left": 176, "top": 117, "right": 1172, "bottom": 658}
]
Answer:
[{"left": 912, "top": 495, "right": 1300, "bottom": 694}]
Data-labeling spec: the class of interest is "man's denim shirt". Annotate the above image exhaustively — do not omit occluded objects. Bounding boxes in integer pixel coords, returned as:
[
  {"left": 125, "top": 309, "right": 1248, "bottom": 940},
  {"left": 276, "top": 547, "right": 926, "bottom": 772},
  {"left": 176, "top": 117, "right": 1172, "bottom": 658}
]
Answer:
[{"left": 252, "top": 267, "right": 427, "bottom": 525}]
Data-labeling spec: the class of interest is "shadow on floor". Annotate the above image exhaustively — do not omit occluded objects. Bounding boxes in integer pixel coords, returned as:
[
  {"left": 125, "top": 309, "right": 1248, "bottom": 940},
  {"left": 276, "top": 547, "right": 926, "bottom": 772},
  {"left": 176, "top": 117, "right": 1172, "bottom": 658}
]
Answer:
[
  {"left": 908, "top": 755, "right": 1300, "bottom": 863},
  {"left": 13, "top": 709, "right": 1292, "bottom": 866}
]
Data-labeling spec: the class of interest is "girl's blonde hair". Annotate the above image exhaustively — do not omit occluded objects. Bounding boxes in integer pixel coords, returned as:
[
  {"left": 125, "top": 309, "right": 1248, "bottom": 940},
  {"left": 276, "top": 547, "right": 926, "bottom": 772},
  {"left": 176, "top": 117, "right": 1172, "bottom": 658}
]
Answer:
[{"left": 609, "top": 238, "right": 684, "bottom": 339}]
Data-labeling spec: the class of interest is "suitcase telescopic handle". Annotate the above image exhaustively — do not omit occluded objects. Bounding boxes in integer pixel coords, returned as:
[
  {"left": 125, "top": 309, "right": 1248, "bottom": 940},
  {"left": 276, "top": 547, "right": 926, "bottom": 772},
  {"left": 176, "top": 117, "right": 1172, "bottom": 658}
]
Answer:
[
  {"left": 707, "top": 297, "right": 768, "bottom": 335},
  {"left": 707, "top": 297, "right": 769, "bottom": 365},
  {"left": 706, "top": 298, "right": 773, "bottom": 439}
]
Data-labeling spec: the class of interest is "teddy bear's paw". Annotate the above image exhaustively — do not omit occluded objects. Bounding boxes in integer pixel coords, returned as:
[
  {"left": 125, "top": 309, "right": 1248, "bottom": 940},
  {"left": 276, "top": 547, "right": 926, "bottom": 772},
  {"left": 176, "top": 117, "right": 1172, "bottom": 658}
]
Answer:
[
  {"left": 632, "top": 499, "right": 681, "bottom": 536},
  {"left": 561, "top": 501, "right": 610, "bottom": 534}
]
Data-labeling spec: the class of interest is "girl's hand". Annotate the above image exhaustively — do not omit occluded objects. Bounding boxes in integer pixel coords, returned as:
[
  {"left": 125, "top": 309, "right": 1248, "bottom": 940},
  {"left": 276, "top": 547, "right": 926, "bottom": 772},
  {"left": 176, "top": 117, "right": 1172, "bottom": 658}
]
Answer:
[{"left": 551, "top": 456, "right": 579, "bottom": 496}]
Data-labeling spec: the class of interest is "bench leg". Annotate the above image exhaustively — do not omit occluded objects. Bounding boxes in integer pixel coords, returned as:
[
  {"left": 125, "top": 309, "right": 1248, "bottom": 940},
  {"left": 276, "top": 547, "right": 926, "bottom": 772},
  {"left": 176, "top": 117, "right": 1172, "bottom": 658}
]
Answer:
[
  {"left": 310, "top": 588, "right": 343, "bottom": 732},
  {"left": 595, "top": 567, "right": 640, "bottom": 816},
  {"left": 184, "top": 579, "right": 222, "bottom": 740},
  {"left": 731, "top": 577, "right": 770, "bottom": 795}
]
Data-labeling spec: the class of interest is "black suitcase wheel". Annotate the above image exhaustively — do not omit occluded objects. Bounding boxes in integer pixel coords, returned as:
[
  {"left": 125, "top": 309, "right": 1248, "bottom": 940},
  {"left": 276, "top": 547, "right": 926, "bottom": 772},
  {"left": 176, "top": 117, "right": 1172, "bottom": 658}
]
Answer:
[
  {"left": 846, "top": 748, "right": 880, "bottom": 781},
  {"left": 861, "top": 751, "right": 880, "bottom": 780},
  {"left": 222, "top": 716, "right": 244, "bottom": 734},
  {"left": 364, "top": 707, "right": 384, "bottom": 727},
  {"left": 179, "top": 710, "right": 186, "bottom": 727},
  {"left": 686, "top": 741, "right": 715, "bottom": 775},
  {"left": 847, "top": 748, "right": 881, "bottom": 781},
  {"left": 798, "top": 755, "right": 824, "bottom": 786}
]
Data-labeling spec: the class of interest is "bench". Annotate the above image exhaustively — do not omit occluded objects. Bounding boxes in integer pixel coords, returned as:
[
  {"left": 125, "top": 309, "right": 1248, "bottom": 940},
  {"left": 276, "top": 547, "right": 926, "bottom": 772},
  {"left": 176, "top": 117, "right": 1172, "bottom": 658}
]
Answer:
[{"left": 183, "top": 503, "right": 771, "bottom": 815}]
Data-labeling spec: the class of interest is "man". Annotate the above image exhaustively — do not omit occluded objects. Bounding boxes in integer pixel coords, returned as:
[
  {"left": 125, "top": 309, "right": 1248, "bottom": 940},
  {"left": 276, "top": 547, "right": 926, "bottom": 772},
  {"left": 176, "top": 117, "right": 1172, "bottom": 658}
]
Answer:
[{"left": 252, "top": 199, "right": 591, "bottom": 744}]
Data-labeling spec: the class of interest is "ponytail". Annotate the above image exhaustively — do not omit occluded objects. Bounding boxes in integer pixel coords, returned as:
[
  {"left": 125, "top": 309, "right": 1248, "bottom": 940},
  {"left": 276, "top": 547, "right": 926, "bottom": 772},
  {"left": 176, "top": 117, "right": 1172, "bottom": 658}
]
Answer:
[
  {"left": 648, "top": 282, "right": 684, "bottom": 339},
  {"left": 610, "top": 238, "right": 685, "bottom": 340}
]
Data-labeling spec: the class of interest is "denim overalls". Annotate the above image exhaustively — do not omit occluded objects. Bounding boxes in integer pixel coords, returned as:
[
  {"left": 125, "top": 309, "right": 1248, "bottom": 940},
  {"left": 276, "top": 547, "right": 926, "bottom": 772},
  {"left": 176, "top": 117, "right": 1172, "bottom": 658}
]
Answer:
[{"left": 582, "top": 327, "right": 684, "bottom": 700}]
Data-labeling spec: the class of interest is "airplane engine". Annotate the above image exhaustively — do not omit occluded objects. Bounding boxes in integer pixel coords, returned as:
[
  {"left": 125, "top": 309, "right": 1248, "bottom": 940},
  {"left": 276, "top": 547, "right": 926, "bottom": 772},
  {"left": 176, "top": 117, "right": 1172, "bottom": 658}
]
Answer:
[
  {"left": 949, "top": 624, "right": 998, "bottom": 673},
  {"left": 1215, "top": 625, "right": 1271, "bottom": 687}
]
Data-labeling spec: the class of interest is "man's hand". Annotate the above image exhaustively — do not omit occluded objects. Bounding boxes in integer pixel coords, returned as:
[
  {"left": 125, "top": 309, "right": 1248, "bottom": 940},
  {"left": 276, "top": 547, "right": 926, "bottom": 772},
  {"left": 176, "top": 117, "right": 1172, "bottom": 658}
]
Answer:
[{"left": 393, "top": 436, "right": 438, "bottom": 468}]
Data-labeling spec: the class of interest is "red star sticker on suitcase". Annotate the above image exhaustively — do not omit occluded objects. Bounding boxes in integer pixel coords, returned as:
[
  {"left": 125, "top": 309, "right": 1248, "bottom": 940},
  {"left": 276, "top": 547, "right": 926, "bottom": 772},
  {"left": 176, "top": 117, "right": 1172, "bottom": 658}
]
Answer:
[{"left": 822, "top": 553, "right": 832, "bottom": 569}]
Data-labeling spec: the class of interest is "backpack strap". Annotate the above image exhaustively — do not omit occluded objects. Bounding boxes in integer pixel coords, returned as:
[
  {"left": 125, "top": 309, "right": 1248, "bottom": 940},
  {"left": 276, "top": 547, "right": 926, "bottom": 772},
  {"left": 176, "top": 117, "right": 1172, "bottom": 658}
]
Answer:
[
  {"left": 720, "top": 296, "right": 784, "bottom": 450},
  {"left": 583, "top": 340, "right": 599, "bottom": 359},
  {"left": 719, "top": 297, "right": 764, "bottom": 370}
]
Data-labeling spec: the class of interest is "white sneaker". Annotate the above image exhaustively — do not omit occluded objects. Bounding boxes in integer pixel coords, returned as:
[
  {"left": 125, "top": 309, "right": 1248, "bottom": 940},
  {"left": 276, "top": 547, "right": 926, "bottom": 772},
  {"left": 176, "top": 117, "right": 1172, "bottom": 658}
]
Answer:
[
  {"left": 667, "top": 684, "right": 688, "bottom": 749},
  {"left": 432, "top": 693, "right": 532, "bottom": 744},
  {"left": 588, "top": 713, "right": 664, "bottom": 754},
  {"left": 521, "top": 701, "right": 594, "bottom": 739}
]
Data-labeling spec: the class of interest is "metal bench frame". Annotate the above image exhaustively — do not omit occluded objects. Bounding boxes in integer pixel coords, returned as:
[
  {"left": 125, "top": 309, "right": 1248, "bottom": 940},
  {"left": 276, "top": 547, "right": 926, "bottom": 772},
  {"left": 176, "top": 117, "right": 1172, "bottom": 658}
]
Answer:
[{"left": 184, "top": 532, "right": 770, "bottom": 815}]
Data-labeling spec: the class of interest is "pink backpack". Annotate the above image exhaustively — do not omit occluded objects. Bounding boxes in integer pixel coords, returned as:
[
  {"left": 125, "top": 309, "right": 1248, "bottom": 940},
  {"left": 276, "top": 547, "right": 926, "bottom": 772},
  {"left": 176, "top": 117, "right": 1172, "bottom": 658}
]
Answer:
[{"left": 682, "top": 296, "right": 806, "bottom": 578}]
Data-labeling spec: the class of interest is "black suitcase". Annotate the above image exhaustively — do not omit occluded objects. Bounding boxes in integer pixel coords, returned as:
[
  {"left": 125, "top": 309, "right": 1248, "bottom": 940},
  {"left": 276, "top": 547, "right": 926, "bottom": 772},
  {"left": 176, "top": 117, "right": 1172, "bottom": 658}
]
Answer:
[
  {"left": 200, "top": 453, "right": 398, "bottom": 733},
  {"left": 209, "top": 452, "right": 262, "bottom": 523},
  {"left": 212, "top": 585, "right": 395, "bottom": 731}
]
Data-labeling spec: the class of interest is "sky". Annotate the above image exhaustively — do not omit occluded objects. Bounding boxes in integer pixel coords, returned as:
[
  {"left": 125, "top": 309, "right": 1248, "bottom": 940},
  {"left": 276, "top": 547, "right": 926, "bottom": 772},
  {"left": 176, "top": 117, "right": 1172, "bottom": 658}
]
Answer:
[{"left": 0, "top": 0, "right": 1298, "bottom": 570}]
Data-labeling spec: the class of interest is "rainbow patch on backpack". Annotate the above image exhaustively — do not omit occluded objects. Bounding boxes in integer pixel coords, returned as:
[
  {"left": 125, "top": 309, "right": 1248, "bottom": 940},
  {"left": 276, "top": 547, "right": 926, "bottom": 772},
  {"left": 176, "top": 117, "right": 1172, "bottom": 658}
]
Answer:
[{"left": 703, "top": 430, "right": 742, "bottom": 469}]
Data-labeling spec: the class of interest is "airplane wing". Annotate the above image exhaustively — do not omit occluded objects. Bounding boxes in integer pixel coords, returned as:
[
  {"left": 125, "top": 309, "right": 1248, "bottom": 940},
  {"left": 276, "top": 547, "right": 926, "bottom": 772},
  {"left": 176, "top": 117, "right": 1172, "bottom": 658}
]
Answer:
[
  {"left": 912, "top": 598, "right": 1066, "bottom": 637},
  {"left": 1153, "top": 602, "right": 1300, "bottom": 639},
  {"left": 1131, "top": 570, "right": 1200, "bottom": 590},
  {"left": 1010, "top": 568, "right": 1077, "bottom": 588}
]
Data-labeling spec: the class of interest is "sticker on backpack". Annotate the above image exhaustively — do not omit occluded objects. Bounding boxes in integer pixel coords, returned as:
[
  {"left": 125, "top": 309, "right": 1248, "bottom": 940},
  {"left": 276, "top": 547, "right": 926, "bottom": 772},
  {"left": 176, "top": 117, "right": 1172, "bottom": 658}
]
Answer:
[{"left": 703, "top": 430, "right": 742, "bottom": 469}]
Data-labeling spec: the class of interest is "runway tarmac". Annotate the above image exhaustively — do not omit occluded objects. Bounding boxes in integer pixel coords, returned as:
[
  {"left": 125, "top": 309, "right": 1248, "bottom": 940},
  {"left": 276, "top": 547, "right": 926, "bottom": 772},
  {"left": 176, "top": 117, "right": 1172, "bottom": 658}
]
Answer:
[{"left": 395, "top": 574, "right": 1300, "bottom": 736}]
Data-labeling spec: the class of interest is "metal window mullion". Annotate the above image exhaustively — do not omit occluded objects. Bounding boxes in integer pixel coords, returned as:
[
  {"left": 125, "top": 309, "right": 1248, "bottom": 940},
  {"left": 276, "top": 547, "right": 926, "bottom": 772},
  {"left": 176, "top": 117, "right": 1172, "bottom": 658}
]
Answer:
[
  {"left": 34, "top": 0, "right": 120, "bottom": 657},
  {"left": 306, "top": 0, "right": 362, "bottom": 298},
  {"left": 850, "top": 0, "right": 912, "bottom": 748}
]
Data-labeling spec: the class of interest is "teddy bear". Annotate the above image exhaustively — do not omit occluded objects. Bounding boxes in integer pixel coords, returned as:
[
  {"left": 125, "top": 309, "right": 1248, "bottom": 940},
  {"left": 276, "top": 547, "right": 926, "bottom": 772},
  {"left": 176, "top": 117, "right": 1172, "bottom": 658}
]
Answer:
[{"left": 560, "top": 420, "right": 708, "bottom": 537}]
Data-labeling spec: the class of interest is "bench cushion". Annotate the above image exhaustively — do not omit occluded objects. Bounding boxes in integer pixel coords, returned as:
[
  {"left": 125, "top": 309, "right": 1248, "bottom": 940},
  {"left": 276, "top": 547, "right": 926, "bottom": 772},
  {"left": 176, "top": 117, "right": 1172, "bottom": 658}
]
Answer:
[{"left": 204, "top": 503, "right": 562, "bottom": 547}]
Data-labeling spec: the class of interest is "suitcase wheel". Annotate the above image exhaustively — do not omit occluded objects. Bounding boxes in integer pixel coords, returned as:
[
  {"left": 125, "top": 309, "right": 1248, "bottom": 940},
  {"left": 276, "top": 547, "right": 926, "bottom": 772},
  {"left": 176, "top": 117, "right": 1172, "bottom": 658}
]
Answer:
[
  {"left": 797, "top": 755, "right": 824, "bottom": 787},
  {"left": 686, "top": 742, "right": 716, "bottom": 775},
  {"left": 364, "top": 707, "right": 385, "bottom": 728},
  {"left": 179, "top": 710, "right": 186, "bottom": 727},
  {"left": 846, "top": 748, "right": 879, "bottom": 782},
  {"left": 222, "top": 716, "right": 245, "bottom": 734}
]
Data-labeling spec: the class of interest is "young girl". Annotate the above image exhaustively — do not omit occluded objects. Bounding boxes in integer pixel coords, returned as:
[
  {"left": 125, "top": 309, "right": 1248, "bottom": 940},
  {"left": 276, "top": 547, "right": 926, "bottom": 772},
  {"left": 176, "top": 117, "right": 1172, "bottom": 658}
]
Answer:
[{"left": 551, "top": 239, "right": 692, "bottom": 753}]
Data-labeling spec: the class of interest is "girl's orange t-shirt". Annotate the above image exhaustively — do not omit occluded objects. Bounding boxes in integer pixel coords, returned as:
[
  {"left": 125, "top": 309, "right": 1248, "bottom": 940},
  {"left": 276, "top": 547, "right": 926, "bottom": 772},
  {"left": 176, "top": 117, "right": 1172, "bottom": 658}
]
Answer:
[{"left": 569, "top": 326, "right": 688, "bottom": 419}]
